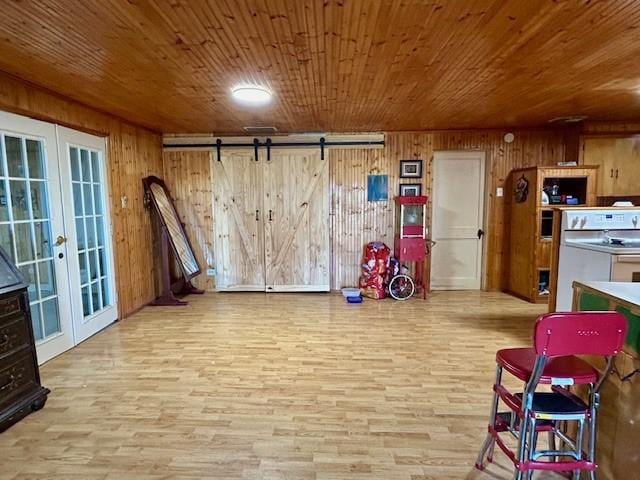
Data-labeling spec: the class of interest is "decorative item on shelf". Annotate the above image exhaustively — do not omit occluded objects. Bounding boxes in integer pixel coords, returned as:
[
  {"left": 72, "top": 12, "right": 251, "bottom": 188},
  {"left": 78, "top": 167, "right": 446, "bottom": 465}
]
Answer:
[
  {"left": 366, "top": 174, "right": 388, "bottom": 202},
  {"left": 400, "top": 159, "right": 423, "bottom": 178},
  {"left": 541, "top": 189, "right": 550, "bottom": 205},
  {"left": 399, "top": 183, "right": 422, "bottom": 196},
  {"left": 514, "top": 175, "right": 529, "bottom": 203}
]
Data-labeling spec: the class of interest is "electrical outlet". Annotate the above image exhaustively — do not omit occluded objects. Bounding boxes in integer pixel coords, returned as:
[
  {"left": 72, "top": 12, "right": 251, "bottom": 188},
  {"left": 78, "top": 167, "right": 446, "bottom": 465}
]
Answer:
[
  {"left": 496, "top": 187, "right": 504, "bottom": 197},
  {"left": 206, "top": 268, "right": 216, "bottom": 276},
  {"left": 121, "top": 195, "right": 128, "bottom": 208}
]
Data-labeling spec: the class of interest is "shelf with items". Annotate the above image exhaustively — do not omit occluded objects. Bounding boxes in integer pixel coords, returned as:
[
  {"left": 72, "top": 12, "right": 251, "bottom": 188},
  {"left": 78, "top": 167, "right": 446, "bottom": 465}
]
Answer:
[
  {"left": 542, "top": 176, "right": 588, "bottom": 206},
  {"left": 505, "top": 166, "right": 598, "bottom": 303}
]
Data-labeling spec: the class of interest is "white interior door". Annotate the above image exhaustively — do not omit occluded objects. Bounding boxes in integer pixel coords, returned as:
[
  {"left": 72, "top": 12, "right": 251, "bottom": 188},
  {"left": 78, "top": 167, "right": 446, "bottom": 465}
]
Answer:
[
  {"left": 57, "top": 126, "right": 117, "bottom": 343},
  {"left": 0, "top": 111, "right": 74, "bottom": 363},
  {"left": 431, "top": 151, "right": 485, "bottom": 290}
]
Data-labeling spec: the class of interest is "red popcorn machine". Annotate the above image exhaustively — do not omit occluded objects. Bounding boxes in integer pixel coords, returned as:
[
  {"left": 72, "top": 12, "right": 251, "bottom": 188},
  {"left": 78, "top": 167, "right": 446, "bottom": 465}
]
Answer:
[{"left": 394, "top": 195, "right": 429, "bottom": 297}]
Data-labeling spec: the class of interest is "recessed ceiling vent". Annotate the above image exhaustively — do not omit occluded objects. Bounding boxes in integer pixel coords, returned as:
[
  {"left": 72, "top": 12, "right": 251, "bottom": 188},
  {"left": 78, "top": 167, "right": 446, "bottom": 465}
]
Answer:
[
  {"left": 243, "top": 126, "right": 278, "bottom": 134},
  {"left": 548, "top": 115, "right": 588, "bottom": 124}
]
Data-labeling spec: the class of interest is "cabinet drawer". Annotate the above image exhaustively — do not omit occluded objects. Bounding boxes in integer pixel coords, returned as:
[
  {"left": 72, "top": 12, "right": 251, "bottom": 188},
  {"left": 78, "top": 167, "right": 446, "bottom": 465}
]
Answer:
[
  {"left": 0, "top": 317, "right": 30, "bottom": 359},
  {"left": 0, "top": 351, "right": 37, "bottom": 410},
  {"left": 0, "top": 293, "right": 23, "bottom": 325}
]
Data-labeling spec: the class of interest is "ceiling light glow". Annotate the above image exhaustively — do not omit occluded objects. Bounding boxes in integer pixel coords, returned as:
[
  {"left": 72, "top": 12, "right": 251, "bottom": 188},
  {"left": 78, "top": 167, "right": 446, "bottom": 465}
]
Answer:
[{"left": 231, "top": 85, "right": 272, "bottom": 105}]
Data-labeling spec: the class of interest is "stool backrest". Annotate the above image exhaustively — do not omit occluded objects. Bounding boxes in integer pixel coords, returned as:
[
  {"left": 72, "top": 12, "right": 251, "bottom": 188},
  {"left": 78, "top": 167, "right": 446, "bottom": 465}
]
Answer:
[{"left": 533, "top": 312, "right": 627, "bottom": 357}]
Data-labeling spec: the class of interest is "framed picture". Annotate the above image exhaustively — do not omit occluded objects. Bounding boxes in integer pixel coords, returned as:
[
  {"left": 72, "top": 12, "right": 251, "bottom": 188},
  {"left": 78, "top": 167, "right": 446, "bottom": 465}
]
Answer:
[
  {"left": 399, "top": 183, "right": 422, "bottom": 196},
  {"left": 367, "top": 174, "right": 388, "bottom": 202},
  {"left": 400, "top": 159, "right": 423, "bottom": 178}
]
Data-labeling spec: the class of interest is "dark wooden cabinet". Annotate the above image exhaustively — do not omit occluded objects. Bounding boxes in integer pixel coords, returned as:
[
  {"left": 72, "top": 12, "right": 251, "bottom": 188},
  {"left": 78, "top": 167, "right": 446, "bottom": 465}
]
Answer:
[{"left": 0, "top": 248, "right": 49, "bottom": 433}]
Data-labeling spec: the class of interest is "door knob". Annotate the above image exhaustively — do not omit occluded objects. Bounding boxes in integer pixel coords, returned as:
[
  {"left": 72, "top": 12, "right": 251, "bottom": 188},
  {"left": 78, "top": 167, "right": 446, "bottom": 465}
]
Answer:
[{"left": 54, "top": 235, "right": 67, "bottom": 246}]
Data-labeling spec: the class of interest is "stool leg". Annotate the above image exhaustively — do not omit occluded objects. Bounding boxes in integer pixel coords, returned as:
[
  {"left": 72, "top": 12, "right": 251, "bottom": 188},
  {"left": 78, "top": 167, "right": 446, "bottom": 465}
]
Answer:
[
  {"left": 548, "top": 422, "right": 557, "bottom": 462},
  {"left": 588, "top": 388, "right": 599, "bottom": 480},
  {"left": 572, "top": 418, "right": 586, "bottom": 480},
  {"left": 513, "top": 415, "right": 529, "bottom": 480},
  {"left": 526, "top": 417, "right": 538, "bottom": 480},
  {"left": 475, "top": 366, "right": 503, "bottom": 469}
]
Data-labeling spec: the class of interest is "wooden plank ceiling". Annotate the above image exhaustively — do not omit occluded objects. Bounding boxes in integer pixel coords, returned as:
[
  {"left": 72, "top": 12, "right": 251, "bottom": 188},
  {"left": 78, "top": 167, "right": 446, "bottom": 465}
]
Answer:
[{"left": 1, "top": 0, "right": 640, "bottom": 134}]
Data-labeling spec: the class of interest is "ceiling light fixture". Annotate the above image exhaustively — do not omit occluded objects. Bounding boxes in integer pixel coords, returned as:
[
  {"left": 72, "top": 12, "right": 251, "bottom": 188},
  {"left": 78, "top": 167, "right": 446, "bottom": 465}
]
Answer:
[{"left": 231, "top": 84, "right": 272, "bottom": 105}]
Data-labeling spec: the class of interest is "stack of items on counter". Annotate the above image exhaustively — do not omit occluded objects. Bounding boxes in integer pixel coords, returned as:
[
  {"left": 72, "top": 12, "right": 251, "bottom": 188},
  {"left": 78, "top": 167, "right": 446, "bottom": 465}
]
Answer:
[{"left": 358, "top": 242, "right": 400, "bottom": 299}]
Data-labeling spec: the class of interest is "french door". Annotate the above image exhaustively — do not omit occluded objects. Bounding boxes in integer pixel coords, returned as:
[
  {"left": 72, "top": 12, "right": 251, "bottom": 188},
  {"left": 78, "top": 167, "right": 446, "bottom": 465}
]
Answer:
[
  {"left": 0, "top": 111, "right": 117, "bottom": 364},
  {"left": 57, "top": 127, "right": 117, "bottom": 344},
  {"left": 0, "top": 112, "right": 74, "bottom": 364}
]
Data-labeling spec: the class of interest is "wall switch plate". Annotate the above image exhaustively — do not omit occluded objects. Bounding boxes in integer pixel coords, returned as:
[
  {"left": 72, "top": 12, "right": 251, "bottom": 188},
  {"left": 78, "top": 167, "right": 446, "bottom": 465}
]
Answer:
[
  {"left": 496, "top": 187, "right": 504, "bottom": 197},
  {"left": 206, "top": 268, "right": 216, "bottom": 276}
]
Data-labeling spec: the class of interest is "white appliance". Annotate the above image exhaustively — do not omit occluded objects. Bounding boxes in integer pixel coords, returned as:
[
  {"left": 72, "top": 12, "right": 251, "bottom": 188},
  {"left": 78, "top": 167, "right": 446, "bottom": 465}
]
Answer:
[{"left": 555, "top": 209, "right": 640, "bottom": 311}]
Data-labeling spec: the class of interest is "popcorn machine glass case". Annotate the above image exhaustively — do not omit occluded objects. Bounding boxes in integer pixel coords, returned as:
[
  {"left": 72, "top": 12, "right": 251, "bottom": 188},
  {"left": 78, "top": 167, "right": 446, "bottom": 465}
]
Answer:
[{"left": 394, "top": 196, "right": 428, "bottom": 262}]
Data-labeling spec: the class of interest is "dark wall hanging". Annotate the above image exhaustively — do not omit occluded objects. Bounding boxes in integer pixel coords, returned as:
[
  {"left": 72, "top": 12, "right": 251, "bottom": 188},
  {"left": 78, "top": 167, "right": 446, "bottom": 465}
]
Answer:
[
  {"left": 400, "top": 159, "right": 423, "bottom": 178},
  {"left": 143, "top": 176, "right": 204, "bottom": 305},
  {"left": 514, "top": 175, "right": 529, "bottom": 203}
]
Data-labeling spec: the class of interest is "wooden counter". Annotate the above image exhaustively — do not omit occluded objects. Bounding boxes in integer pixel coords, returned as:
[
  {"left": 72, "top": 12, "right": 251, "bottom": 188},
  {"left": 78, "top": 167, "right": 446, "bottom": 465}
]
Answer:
[{"left": 572, "top": 281, "right": 640, "bottom": 480}]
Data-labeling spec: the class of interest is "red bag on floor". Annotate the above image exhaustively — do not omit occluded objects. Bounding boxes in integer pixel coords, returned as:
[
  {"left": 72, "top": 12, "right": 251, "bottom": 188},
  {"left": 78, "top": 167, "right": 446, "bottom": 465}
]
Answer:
[{"left": 359, "top": 242, "right": 391, "bottom": 299}]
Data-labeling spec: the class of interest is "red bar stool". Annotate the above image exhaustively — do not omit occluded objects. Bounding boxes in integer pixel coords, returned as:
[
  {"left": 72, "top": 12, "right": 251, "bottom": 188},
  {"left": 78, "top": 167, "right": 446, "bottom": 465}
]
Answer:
[{"left": 475, "top": 312, "right": 627, "bottom": 480}]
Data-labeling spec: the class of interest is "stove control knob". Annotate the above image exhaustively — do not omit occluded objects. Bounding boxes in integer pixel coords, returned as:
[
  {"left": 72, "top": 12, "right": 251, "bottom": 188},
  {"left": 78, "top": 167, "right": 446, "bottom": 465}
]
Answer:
[
  {"left": 571, "top": 217, "right": 579, "bottom": 229},
  {"left": 580, "top": 216, "right": 587, "bottom": 228}
]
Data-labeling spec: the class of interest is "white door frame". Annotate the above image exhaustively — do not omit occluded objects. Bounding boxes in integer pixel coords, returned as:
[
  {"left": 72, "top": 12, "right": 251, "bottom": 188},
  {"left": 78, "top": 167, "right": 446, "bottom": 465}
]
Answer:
[{"left": 430, "top": 150, "right": 488, "bottom": 290}]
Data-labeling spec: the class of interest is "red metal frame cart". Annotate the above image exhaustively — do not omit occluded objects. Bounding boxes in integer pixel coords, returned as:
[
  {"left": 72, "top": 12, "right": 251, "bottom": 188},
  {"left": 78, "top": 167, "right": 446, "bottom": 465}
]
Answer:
[{"left": 393, "top": 195, "right": 430, "bottom": 299}]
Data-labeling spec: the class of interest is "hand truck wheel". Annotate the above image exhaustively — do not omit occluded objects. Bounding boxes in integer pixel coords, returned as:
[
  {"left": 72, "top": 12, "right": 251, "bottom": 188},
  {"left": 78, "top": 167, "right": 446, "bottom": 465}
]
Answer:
[{"left": 388, "top": 274, "right": 415, "bottom": 300}]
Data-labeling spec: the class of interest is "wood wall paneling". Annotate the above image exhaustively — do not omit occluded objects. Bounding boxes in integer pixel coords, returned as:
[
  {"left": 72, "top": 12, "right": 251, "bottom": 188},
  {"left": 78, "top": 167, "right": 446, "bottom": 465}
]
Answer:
[
  {"left": 165, "top": 129, "right": 565, "bottom": 292},
  {"left": 0, "top": 71, "right": 163, "bottom": 318},
  {"left": 163, "top": 150, "right": 214, "bottom": 291}
]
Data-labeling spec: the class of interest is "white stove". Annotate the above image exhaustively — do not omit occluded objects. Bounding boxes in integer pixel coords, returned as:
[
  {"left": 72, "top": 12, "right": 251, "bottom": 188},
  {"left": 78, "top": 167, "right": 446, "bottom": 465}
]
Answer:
[{"left": 555, "top": 209, "right": 640, "bottom": 311}]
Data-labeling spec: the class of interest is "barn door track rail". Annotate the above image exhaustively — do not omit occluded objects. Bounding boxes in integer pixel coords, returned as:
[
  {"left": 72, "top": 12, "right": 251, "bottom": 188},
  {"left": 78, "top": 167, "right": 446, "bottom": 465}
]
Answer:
[{"left": 163, "top": 134, "right": 385, "bottom": 162}]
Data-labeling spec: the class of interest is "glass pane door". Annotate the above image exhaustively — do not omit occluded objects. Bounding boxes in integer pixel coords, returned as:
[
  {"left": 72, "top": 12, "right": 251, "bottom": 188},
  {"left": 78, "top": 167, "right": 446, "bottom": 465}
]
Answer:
[
  {"left": 71, "top": 146, "right": 112, "bottom": 316},
  {"left": 57, "top": 126, "right": 117, "bottom": 343},
  {"left": 0, "top": 111, "right": 74, "bottom": 364},
  {"left": 0, "top": 135, "right": 59, "bottom": 340}
]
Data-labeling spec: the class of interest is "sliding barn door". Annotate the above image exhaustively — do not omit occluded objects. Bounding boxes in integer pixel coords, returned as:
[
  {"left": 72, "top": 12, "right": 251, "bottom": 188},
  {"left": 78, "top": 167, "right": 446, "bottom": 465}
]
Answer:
[
  {"left": 212, "top": 150, "right": 265, "bottom": 291},
  {"left": 263, "top": 149, "right": 330, "bottom": 292}
]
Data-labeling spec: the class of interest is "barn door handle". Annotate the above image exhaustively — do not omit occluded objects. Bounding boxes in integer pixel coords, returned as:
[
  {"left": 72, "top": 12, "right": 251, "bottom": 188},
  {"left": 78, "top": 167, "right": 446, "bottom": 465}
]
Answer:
[
  {"left": 268, "top": 210, "right": 273, "bottom": 221},
  {"left": 615, "top": 169, "right": 619, "bottom": 178},
  {"left": 610, "top": 168, "right": 614, "bottom": 178},
  {"left": 477, "top": 229, "right": 484, "bottom": 239},
  {"left": 255, "top": 209, "right": 259, "bottom": 221}
]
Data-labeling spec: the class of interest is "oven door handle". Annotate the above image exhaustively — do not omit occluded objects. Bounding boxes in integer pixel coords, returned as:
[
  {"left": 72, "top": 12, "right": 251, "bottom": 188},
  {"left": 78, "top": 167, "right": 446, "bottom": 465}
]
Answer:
[{"left": 615, "top": 255, "right": 640, "bottom": 263}]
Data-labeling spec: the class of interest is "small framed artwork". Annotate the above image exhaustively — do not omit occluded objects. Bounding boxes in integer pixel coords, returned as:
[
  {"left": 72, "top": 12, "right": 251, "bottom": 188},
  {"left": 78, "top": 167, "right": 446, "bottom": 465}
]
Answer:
[
  {"left": 399, "top": 183, "right": 422, "bottom": 196},
  {"left": 400, "top": 159, "right": 423, "bottom": 178},
  {"left": 367, "top": 174, "right": 388, "bottom": 202}
]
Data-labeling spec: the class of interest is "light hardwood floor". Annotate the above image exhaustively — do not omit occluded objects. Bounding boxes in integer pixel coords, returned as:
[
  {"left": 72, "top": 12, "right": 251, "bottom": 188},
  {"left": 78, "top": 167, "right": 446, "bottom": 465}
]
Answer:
[{"left": 1, "top": 291, "right": 567, "bottom": 480}]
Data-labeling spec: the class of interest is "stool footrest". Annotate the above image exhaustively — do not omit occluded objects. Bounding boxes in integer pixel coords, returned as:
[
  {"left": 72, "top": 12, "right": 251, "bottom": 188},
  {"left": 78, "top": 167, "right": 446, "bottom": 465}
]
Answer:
[
  {"left": 493, "top": 412, "right": 554, "bottom": 432},
  {"left": 519, "top": 460, "right": 596, "bottom": 473}
]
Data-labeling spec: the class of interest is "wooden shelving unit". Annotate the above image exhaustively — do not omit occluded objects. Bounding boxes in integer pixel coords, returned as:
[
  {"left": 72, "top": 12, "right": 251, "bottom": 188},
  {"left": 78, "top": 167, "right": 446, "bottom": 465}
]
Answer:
[{"left": 505, "top": 166, "right": 598, "bottom": 303}]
